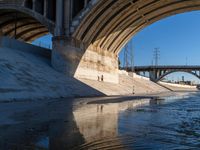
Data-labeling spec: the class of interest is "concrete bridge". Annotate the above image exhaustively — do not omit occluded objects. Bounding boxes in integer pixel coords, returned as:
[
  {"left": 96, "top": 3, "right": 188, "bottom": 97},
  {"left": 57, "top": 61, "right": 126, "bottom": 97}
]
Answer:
[
  {"left": 125, "top": 66, "right": 200, "bottom": 82},
  {"left": 1, "top": 0, "right": 200, "bottom": 83}
]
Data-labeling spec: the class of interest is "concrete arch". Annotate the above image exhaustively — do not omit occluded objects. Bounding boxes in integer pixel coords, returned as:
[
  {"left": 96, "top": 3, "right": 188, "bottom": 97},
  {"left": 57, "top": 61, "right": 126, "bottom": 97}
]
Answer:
[
  {"left": 73, "top": 0, "right": 200, "bottom": 54},
  {"left": 157, "top": 70, "right": 200, "bottom": 82},
  {"left": 0, "top": 4, "right": 54, "bottom": 42}
]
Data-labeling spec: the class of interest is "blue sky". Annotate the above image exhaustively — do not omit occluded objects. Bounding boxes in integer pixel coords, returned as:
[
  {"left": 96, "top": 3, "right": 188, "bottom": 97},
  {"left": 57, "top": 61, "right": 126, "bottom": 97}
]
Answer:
[
  {"left": 119, "top": 10, "right": 200, "bottom": 83},
  {"left": 32, "top": 34, "right": 52, "bottom": 49},
  {"left": 119, "top": 10, "right": 200, "bottom": 66},
  {"left": 34, "top": 10, "right": 200, "bottom": 83}
]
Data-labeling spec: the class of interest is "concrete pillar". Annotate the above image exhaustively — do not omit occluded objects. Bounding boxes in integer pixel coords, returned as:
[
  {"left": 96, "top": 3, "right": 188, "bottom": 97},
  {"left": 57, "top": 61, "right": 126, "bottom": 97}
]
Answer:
[
  {"left": 84, "top": 0, "right": 88, "bottom": 7},
  {"left": 52, "top": 38, "right": 119, "bottom": 83},
  {"left": 52, "top": 37, "right": 84, "bottom": 76},
  {"left": 149, "top": 70, "right": 156, "bottom": 82},
  {"left": 32, "top": 0, "right": 36, "bottom": 11},
  {"left": 64, "top": 0, "right": 71, "bottom": 36},
  {"left": 159, "top": 70, "right": 162, "bottom": 77},
  {"left": 55, "top": 0, "right": 64, "bottom": 36},
  {"left": 43, "top": 0, "right": 48, "bottom": 17},
  {"left": 52, "top": 0, "right": 119, "bottom": 83}
]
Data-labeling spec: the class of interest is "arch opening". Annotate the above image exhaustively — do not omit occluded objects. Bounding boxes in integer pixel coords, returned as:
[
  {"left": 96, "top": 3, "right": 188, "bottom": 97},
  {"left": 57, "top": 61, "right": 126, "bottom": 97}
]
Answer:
[
  {"left": 73, "top": 0, "right": 200, "bottom": 54},
  {"left": 158, "top": 71, "right": 200, "bottom": 84},
  {"left": 53, "top": 0, "right": 200, "bottom": 84}
]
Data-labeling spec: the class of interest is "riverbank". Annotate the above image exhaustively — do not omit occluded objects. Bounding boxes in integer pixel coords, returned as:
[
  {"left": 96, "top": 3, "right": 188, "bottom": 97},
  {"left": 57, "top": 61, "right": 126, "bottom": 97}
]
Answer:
[
  {"left": 0, "top": 41, "right": 198, "bottom": 101},
  {"left": 159, "top": 81, "right": 198, "bottom": 91},
  {"left": 0, "top": 45, "right": 170, "bottom": 101}
]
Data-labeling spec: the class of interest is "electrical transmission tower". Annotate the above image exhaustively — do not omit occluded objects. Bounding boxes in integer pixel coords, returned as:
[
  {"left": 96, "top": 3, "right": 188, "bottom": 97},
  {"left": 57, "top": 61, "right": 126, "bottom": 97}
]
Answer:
[
  {"left": 153, "top": 48, "right": 160, "bottom": 66},
  {"left": 123, "top": 42, "right": 134, "bottom": 71},
  {"left": 130, "top": 41, "right": 134, "bottom": 72},
  {"left": 123, "top": 44, "right": 129, "bottom": 70}
]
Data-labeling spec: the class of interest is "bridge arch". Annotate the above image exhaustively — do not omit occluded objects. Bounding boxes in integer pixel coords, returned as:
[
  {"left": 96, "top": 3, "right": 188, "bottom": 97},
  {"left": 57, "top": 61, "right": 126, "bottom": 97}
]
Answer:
[
  {"left": 0, "top": 4, "right": 54, "bottom": 42},
  {"left": 157, "top": 70, "right": 200, "bottom": 82},
  {"left": 73, "top": 0, "right": 200, "bottom": 54}
]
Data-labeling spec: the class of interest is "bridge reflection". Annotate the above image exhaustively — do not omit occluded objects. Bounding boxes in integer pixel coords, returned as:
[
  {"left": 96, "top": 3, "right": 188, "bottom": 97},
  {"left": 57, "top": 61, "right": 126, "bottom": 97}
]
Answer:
[{"left": 72, "top": 98, "right": 150, "bottom": 149}]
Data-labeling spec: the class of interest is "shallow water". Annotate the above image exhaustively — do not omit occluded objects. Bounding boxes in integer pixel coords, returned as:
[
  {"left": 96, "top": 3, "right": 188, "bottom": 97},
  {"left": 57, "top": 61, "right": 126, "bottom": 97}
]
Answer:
[{"left": 1, "top": 93, "right": 200, "bottom": 149}]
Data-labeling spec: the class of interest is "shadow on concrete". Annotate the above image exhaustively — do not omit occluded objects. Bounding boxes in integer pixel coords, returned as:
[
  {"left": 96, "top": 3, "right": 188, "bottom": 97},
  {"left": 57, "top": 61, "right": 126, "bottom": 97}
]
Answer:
[{"left": 0, "top": 38, "right": 105, "bottom": 101}]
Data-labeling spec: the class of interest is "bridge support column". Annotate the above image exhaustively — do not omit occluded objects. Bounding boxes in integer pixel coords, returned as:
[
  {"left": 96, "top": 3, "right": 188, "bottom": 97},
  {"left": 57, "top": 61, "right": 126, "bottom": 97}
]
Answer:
[
  {"left": 149, "top": 70, "right": 157, "bottom": 82},
  {"left": 52, "top": 38, "right": 119, "bottom": 83},
  {"left": 75, "top": 45, "right": 119, "bottom": 83},
  {"left": 64, "top": 0, "right": 72, "bottom": 36},
  {"left": 55, "top": 0, "right": 64, "bottom": 36},
  {"left": 32, "top": 0, "right": 36, "bottom": 11},
  {"left": 52, "top": 37, "right": 84, "bottom": 76},
  {"left": 43, "top": 0, "right": 48, "bottom": 17}
]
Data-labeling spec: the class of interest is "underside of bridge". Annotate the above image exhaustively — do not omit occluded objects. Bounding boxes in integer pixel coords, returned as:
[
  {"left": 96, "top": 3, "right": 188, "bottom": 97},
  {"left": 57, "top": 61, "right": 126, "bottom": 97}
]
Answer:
[
  {"left": 2, "top": 1, "right": 200, "bottom": 84},
  {"left": 0, "top": 1, "right": 55, "bottom": 43},
  {"left": 73, "top": 0, "right": 200, "bottom": 54},
  {"left": 0, "top": 9, "right": 49, "bottom": 42},
  {"left": 53, "top": 0, "right": 200, "bottom": 83}
]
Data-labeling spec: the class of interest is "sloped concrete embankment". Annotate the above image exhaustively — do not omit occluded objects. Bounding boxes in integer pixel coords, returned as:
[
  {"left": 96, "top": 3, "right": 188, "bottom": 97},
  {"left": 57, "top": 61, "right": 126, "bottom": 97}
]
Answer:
[
  {"left": 79, "top": 71, "right": 169, "bottom": 95},
  {"left": 0, "top": 37, "right": 169, "bottom": 101},
  {"left": 158, "top": 81, "right": 198, "bottom": 92},
  {"left": 0, "top": 37, "right": 104, "bottom": 101}
]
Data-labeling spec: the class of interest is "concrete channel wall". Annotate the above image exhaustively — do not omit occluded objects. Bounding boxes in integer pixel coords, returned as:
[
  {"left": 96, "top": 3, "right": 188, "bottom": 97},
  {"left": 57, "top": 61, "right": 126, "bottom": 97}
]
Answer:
[{"left": 0, "top": 36, "right": 51, "bottom": 59}]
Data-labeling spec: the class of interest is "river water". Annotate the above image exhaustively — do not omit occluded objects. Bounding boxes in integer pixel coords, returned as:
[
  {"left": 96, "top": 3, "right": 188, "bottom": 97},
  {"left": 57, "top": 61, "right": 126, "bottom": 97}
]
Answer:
[{"left": 1, "top": 92, "right": 200, "bottom": 149}]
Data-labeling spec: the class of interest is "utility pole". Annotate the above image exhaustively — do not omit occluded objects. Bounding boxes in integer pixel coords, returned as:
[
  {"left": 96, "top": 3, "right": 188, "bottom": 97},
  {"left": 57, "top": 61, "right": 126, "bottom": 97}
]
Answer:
[
  {"left": 151, "top": 59, "right": 154, "bottom": 66},
  {"left": 130, "top": 40, "right": 134, "bottom": 72},
  {"left": 186, "top": 57, "right": 188, "bottom": 66},
  {"left": 153, "top": 48, "right": 160, "bottom": 66},
  {"left": 123, "top": 44, "right": 129, "bottom": 70},
  {"left": 123, "top": 42, "right": 134, "bottom": 71}
]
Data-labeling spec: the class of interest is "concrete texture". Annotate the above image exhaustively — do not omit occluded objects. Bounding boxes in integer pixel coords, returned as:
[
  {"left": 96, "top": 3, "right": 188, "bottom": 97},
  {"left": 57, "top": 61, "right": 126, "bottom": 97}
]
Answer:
[
  {"left": 52, "top": 38, "right": 119, "bottom": 83},
  {"left": 0, "top": 37, "right": 51, "bottom": 58},
  {"left": 0, "top": 43, "right": 170, "bottom": 101},
  {"left": 0, "top": 46, "right": 104, "bottom": 101},
  {"left": 79, "top": 71, "right": 169, "bottom": 95},
  {"left": 75, "top": 45, "right": 119, "bottom": 83}
]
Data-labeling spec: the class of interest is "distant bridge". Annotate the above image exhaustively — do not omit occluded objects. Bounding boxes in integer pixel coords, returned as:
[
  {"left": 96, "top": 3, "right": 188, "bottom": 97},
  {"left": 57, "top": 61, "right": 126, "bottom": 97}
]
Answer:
[{"left": 124, "top": 66, "right": 200, "bottom": 82}]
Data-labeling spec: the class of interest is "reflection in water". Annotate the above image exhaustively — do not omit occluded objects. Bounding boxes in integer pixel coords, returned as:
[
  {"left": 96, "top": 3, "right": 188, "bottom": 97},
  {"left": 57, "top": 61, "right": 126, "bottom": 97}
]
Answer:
[
  {"left": 1, "top": 93, "right": 200, "bottom": 149},
  {"left": 73, "top": 99, "right": 150, "bottom": 149},
  {"left": 118, "top": 93, "right": 200, "bottom": 149}
]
